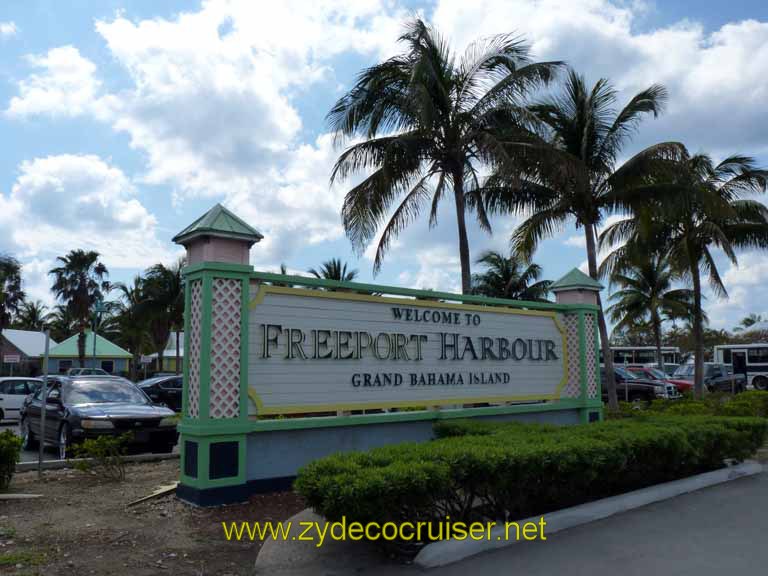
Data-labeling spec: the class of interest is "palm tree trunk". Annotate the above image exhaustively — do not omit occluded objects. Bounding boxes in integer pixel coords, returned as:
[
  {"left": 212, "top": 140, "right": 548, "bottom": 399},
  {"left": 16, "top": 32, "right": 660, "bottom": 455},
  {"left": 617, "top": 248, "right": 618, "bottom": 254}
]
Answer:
[
  {"left": 175, "top": 330, "right": 181, "bottom": 375},
  {"left": 78, "top": 327, "right": 86, "bottom": 367},
  {"left": 653, "top": 313, "right": 664, "bottom": 371},
  {"left": 452, "top": 169, "right": 472, "bottom": 294},
  {"left": 157, "top": 350, "right": 165, "bottom": 375},
  {"left": 690, "top": 263, "right": 705, "bottom": 398},
  {"left": 131, "top": 352, "right": 139, "bottom": 382},
  {"left": 585, "top": 223, "right": 618, "bottom": 409}
]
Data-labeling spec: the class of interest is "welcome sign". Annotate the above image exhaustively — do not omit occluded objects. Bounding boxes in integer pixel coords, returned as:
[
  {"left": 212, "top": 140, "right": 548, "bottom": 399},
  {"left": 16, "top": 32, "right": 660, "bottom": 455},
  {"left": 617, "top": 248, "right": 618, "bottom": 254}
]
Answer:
[{"left": 247, "top": 285, "right": 568, "bottom": 414}]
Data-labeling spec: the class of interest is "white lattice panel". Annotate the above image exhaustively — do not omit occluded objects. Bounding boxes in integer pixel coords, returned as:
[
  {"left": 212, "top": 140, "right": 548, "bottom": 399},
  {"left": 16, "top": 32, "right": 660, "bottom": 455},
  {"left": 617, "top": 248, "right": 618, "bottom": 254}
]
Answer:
[
  {"left": 558, "top": 313, "right": 581, "bottom": 398},
  {"left": 210, "top": 278, "right": 242, "bottom": 419},
  {"left": 585, "top": 313, "right": 599, "bottom": 398},
  {"left": 187, "top": 280, "right": 202, "bottom": 418}
]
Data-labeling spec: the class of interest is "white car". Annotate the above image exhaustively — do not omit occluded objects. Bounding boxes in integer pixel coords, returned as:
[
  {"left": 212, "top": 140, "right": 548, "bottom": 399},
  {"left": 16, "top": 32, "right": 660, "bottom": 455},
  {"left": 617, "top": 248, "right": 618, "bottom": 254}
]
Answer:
[
  {"left": 0, "top": 377, "right": 42, "bottom": 421},
  {"left": 66, "top": 368, "right": 110, "bottom": 377}
]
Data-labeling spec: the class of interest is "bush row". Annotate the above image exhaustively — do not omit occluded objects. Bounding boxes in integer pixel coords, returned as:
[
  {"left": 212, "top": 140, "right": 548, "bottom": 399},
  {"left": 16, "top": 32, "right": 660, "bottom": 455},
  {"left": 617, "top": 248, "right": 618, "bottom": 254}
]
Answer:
[
  {"left": 0, "top": 429, "right": 22, "bottom": 491},
  {"left": 613, "top": 391, "right": 768, "bottom": 419},
  {"left": 295, "top": 416, "right": 766, "bottom": 547}
]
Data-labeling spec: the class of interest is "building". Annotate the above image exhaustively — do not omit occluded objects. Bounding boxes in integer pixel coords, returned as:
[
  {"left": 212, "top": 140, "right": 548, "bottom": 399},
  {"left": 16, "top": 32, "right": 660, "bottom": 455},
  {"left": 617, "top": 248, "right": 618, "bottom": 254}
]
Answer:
[
  {"left": 145, "top": 331, "right": 184, "bottom": 373},
  {"left": 1, "top": 329, "right": 57, "bottom": 376},
  {"left": 44, "top": 331, "right": 132, "bottom": 375}
]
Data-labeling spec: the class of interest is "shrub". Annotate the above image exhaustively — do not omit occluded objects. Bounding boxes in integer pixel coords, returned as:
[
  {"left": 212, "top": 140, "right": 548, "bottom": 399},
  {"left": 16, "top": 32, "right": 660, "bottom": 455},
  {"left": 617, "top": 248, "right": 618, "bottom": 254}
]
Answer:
[
  {"left": 0, "top": 429, "right": 22, "bottom": 491},
  {"left": 71, "top": 433, "right": 131, "bottom": 481},
  {"left": 295, "top": 417, "right": 766, "bottom": 549},
  {"left": 616, "top": 391, "right": 768, "bottom": 419}
]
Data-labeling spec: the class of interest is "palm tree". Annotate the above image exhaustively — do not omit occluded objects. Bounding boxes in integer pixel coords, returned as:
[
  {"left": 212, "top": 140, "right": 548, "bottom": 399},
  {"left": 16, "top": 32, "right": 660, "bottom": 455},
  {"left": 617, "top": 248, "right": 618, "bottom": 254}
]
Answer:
[
  {"left": 113, "top": 276, "right": 150, "bottom": 381},
  {"left": 49, "top": 250, "right": 109, "bottom": 367},
  {"left": 48, "top": 304, "right": 77, "bottom": 344},
  {"left": 308, "top": 259, "right": 358, "bottom": 282},
  {"left": 1, "top": 255, "right": 25, "bottom": 371},
  {"left": 483, "top": 68, "right": 674, "bottom": 409},
  {"left": 15, "top": 300, "right": 50, "bottom": 331},
  {"left": 471, "top": 250, "right": 551, "bottom": 301},
  {"left": 733, "top": 313, "right": 764, "bottom": 332},
  {"left": 601, "top": 151, "right": 768, "bottom": 397},
  {"left": 328, "top": 19, "right": 561, "bottom": 293},
  {"left": 144, "top": 259, "right": 185, "bottom": 374},
  {"left": 604, "top": 251, "right": 694, "bottom": 370}
]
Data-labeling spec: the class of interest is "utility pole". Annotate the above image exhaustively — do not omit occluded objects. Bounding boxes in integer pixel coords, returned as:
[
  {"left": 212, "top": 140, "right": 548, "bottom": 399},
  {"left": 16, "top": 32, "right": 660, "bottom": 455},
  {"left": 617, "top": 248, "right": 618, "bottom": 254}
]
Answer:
[
  {"left": 92, "top": 300, "right": 107, "bottom": 369},
  {"left": 38, "top": 330, "right": 50, "bottom": 478}
]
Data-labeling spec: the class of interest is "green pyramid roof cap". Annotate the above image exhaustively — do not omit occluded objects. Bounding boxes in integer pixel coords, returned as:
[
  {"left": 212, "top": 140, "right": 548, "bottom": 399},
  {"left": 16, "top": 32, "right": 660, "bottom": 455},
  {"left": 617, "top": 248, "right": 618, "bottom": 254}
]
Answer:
[
  {"left": 550, "top": 267, "right": 604, "bottom": 291},
  {"left": 172, "top": 203, "right": 263, "bottom": 245},
  {"left": 45, "top": 331, "right": 132, "bottom": 358}
]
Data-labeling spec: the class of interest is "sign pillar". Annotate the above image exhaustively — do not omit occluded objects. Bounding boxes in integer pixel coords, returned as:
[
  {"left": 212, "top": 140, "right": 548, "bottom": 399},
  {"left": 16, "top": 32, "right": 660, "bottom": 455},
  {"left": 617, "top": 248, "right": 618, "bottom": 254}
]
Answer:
[
  {"left": 550, "top": 268, "right": 604, "bottom": 423},
  {"left": 173, "top": 204, "right": 263, "bottom": 506}
]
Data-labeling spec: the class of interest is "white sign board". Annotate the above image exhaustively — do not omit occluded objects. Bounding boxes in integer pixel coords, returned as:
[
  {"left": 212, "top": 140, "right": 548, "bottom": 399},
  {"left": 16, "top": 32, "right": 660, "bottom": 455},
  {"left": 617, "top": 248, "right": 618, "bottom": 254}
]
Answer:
[
  {"left": 247, "top": 286, "right": 568, "bottom": 415},
  {"left": 3, "top": 354, "right": 20, "bottom": 364}
]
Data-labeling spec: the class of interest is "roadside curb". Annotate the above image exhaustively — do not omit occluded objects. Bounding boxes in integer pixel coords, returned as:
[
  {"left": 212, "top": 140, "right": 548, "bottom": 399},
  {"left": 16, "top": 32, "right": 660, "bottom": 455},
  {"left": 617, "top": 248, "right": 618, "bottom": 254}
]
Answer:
[
  {"left": 16, "top": 452, "right": 179, "bottom": 472},
  {"left": 414, "top": 460, "right": 764, "bottom": 569}
]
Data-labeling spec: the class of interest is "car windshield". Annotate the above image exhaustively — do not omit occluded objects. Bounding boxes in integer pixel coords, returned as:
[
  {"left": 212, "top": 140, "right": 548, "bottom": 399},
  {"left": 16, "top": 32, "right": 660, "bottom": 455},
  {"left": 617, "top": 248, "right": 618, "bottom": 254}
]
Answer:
[
  {"left": 137, "top": 377, "right": 168, "bottom": 387},
  {"left": 674, "top": 364, "right": 695, "bottom": 377},
  {"left": 65, "top": 380, "right": 148, "bottom": 405},
  {"left": 615, "top": 367, "right": 637, "bottom": 379},
  {"left": 646, "top": 368, "right": 667, "bottom": 380}
]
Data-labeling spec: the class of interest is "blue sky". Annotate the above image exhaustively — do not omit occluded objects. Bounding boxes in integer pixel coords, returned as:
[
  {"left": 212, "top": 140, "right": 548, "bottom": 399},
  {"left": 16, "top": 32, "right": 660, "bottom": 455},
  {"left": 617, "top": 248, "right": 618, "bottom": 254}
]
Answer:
[{"left": 0, "top": 0, "right": 767, "bottom": 330}]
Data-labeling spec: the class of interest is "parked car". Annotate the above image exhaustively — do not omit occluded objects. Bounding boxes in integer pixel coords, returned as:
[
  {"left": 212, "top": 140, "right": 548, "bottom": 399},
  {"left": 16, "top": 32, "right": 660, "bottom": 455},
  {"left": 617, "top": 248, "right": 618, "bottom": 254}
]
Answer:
[
  {"left": 601, "top": 366, "right": 681, "bottom": 402},
  {"left": 0, "top": 377, "right": 42, "bottom": 421},
  {"left": 628, "top": 365, "right": 693, "bottom": 394},
  {"left": 20, "top": 376, "right": 178, "bottom": 459},
  {"left": 67, "top": 367, "right": 110, "bottom": 377},
  {"left": 672, "top": 363, "right": 747, "bottom": 393},
  {"left": 137, "top": 375, "right": 182, "bottom": 412}
]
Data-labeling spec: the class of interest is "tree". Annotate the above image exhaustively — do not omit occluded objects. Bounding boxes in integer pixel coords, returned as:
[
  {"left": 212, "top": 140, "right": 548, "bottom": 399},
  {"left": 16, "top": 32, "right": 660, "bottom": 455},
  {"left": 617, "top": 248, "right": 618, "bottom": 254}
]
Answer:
[
  {"left": 602, "top": 151, "right": 768, "bottom": 397},
  {"left": 328, "top": 19, "right": 561, "bottom": 293},
  {"left": 48, "top": 304, "right": 77, "bottom": 344},
  {"left": 49, "top": 250, "right": 109, "bottom": 367},
  {"left": 483, "top": 68, "right": 673, "bottom": 409},
  {"left": 144, "top": 259, "right": 185, "bottom": 374},
  {"left": 308, "top": 259, "right": 358, "bottom": 282},
  {"left": 1, "top": 255, "right": 25, "bottom": 371},
  {"left": 15, "top": 300, "right": 50, "bottom": 331},
  {"left": 471, "top": 250, "right": 551, "bottom": 300},
  {"left": 604, "top": 251, "right": 694, "bottom": 369},
  {"left": 113, "top": 276, "right": 150, "bottom": 381},
  {"left": 733, "top": 313, "right": 764, "bottom": 332}
]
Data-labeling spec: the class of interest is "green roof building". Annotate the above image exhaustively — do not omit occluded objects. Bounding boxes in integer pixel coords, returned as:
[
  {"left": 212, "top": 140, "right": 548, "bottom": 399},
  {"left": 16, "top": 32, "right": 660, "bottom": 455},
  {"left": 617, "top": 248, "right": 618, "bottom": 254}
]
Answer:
[{"left": 44, "top": 331, "right": 133, "bottom": 375}]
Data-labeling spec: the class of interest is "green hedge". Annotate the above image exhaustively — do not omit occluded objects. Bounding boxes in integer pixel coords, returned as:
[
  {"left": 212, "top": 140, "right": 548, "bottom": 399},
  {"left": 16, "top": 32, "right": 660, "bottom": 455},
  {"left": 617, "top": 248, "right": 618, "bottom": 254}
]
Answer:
[
  {"left": 295, "top": 417, "right": 766, "bottom": 545},
  {"left": 0, "top": 429, "right": 22, "bottom": 491},
  {"left": 614, "top": 391, "right": 768, "bottom": 419}
]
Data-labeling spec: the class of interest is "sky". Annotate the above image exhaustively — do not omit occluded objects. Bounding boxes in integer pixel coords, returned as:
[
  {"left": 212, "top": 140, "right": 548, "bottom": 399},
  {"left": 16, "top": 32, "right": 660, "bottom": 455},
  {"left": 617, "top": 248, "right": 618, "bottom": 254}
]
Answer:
[{"left": 0, "top": 0, "right": 767, "bottom": 331}]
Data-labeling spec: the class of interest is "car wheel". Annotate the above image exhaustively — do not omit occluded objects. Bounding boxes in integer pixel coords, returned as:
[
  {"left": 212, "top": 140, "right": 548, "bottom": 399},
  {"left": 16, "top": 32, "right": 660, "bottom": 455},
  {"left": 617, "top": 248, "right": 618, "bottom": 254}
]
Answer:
[
  {"left": 753, "top": 376, "right": 768, "bottom": 391},
  {"left": 21, "top": 418, "right": 38, "bottom": 450},
  {"left": 58, "top": 424, "right": 71, "bottom": 460}
]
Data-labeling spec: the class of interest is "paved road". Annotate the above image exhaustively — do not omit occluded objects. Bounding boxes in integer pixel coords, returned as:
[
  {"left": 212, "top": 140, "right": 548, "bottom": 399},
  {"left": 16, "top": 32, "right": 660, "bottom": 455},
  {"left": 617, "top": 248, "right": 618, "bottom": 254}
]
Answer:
[{"left": 431, "top": 471, "right": 768, "bottom": 576}]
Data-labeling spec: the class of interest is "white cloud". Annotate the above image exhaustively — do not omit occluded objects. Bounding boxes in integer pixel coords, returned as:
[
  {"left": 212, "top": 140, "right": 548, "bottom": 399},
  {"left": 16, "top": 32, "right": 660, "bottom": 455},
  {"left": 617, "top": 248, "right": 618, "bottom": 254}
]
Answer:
[
  {"left": 5, "top": 46, "right": 111, "bottom": 119},
  {"left": 0, "top": 21, "right": 17, "bottom": 37},
  {"left": 0, "top": 154, "right": 175, "bottom": 268},
  {"left": 432, "top": 1, "right": 768, "bottom": 155}
]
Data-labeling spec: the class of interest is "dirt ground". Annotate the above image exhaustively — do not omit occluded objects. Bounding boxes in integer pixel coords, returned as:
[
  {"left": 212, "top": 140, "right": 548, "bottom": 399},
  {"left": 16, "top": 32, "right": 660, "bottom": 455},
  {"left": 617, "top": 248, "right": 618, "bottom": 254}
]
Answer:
[{"left": 0, "top": 460, "right": 305, "bottom": 576}]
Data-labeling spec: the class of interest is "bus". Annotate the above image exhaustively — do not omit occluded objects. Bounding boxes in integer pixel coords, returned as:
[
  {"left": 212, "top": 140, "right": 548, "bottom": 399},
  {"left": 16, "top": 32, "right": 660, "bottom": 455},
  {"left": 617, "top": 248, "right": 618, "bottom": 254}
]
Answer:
[
  {"left": 713, "top": 343, "right": 768, "bottom": 390},
  {"left": 600, "top": 346, "right": 682, "bottom": 370}
]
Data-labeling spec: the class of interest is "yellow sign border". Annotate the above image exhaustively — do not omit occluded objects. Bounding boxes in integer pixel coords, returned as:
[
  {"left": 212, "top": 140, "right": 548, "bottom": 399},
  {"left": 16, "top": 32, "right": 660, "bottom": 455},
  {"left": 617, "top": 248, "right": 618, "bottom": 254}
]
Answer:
[{"left": 247, "top": 285, "right": 571, "bottom": 415}]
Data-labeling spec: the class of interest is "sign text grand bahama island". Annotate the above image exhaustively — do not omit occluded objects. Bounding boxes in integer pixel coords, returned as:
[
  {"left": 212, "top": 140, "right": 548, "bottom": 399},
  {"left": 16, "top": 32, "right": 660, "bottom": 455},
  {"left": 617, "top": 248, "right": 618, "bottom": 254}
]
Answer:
[{"left": 173, "top": 204, "right": 603, "bottom": 506}]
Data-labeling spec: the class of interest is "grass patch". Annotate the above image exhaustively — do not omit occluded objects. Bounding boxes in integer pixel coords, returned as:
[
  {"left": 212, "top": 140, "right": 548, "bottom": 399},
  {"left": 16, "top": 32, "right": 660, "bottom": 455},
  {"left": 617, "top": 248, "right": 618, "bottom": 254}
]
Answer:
[{"left": 0, "top": 551, "right": 47, "bottom": 567}]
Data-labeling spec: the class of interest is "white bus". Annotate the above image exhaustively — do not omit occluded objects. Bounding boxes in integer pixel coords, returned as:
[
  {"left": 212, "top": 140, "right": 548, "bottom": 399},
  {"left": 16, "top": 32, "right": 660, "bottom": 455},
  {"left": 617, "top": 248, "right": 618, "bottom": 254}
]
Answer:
[
  {"left": 713, "top": 343, "right": 768, "bottom": 390},
  {"left": 600, "top": 346, "right": 682, "bottom": 367}
]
